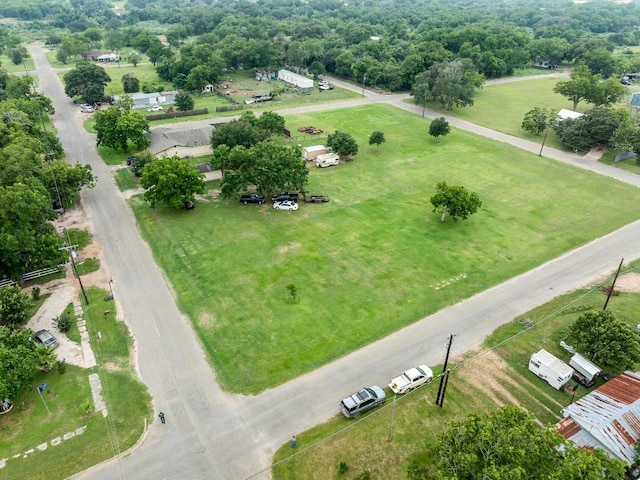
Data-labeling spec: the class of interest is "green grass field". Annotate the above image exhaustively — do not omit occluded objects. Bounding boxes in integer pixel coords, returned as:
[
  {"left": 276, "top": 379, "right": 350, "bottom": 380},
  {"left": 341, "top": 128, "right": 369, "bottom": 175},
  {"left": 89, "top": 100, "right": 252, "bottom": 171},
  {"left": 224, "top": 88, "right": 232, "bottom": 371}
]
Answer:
[
  {"left": 0, "top": 288, "right": 151, "bottom": 480},
  {"left": 132, "top": 103, "right": 640, "bottom": 395},
  {"left": 271, "top": 265, "right": 640, "bottom": 480}
]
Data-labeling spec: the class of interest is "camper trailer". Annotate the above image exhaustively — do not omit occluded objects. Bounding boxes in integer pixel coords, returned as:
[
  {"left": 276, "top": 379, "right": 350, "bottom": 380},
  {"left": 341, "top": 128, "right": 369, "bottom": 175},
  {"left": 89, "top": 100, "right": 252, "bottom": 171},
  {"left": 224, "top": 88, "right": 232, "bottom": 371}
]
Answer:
[
  {"left": 302, "top": 145, "right": 327, "bottom": 161},
  {"left": 569, "top": 353, "right": 601, "bottom": 387},
  {"left": 315, "top": 153, "right": 340, "bottom": 168},
  {"left": 529, "top": 349, "right": 573, "bottom": 390}
]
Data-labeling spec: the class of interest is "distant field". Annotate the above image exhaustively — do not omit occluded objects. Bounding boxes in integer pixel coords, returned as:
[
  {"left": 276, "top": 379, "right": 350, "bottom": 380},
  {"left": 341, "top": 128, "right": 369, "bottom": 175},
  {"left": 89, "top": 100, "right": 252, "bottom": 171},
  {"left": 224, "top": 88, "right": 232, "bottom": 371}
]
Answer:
[{"left": 133, "top": 103, "right": 640, "bottom": 395}]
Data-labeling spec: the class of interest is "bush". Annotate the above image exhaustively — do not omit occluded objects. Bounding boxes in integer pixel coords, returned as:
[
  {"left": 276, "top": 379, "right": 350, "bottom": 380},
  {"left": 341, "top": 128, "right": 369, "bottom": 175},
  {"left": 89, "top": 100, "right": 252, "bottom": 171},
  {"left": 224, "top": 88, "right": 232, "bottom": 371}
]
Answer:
[
  {"left": 53, "top": 312, "right": 72, "bottom": 333},
  {"left": 31, "top": 286, "right": 41, "bottom": 301},
  {"left": 338, "top": 462, "right": 349, "bottom": 475}
]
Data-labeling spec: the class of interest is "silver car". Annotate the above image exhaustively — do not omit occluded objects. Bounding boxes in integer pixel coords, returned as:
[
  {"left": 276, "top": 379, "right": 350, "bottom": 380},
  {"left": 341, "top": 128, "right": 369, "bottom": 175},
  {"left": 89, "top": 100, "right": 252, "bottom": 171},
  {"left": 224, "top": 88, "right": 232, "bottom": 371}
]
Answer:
[
  {"left": 340, "top": 386, "right": 386, "bottom": 418},
  {"left": 34, "top": 329, "right": 58, "bottom": 350}
]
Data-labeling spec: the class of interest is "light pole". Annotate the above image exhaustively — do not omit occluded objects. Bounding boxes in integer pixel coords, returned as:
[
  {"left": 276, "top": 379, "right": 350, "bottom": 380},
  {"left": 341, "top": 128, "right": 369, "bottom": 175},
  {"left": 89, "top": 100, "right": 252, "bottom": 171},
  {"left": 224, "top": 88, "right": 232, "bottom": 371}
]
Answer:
[{"left": 362, "top": 73, "right": 367, "bottom": 98}]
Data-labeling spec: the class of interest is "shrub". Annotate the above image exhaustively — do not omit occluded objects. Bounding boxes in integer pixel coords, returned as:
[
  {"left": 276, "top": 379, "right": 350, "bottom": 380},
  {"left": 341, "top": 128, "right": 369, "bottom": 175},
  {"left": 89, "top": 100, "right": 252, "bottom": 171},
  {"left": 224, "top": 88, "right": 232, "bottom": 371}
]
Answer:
[
  {"left": 53, "top": 312, "right": 72, "bottom": 333},
  {"left": 338, "top": 462, "right": 349, "bottom": 475},
  {"left": 31, "top": 286, "right": 41, "bottom": 301},
  {"left": 57, "top": 359, "right": 67, "bottom": 374}
]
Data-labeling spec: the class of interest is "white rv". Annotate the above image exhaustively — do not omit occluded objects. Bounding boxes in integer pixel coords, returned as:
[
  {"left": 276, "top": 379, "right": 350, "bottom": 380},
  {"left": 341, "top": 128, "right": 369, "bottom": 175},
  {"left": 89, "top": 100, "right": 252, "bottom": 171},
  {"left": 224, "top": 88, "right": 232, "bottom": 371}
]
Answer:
[
  {"left": 315, "top": 153, "right": 340, "bottom": 168},
  {"left": 569, "top": 353, "right": 601, "bottom": 386},
  {"left": 529, "top": 349, "right": 573, "bottom": 390},
  {"left": 302, "top": 145, "right": 326, "bottom": 161}
]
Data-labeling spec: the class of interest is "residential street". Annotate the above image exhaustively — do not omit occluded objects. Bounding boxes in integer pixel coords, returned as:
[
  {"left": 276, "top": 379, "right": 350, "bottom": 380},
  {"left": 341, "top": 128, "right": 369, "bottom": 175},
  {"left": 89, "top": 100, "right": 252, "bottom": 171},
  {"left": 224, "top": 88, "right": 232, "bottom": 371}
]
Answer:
[{"left": 28, "top": 46, "right": 640, "bottom": 480}]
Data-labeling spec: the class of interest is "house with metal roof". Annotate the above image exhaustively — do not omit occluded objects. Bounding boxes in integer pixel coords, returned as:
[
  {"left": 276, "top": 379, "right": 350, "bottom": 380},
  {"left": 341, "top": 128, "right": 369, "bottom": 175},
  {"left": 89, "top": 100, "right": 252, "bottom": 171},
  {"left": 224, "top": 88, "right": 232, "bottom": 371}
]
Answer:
[{"left": 556, "top": 370, "right": 640, "bottom": 464}]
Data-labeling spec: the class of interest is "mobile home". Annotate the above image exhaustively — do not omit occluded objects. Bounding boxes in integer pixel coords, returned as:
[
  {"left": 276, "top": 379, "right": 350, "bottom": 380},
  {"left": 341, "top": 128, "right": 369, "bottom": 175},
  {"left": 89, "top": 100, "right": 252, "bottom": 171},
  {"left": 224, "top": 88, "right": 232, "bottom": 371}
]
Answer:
[
  {"left": 315, "top": 153, "right": 340, "bottom": 168},
  {"left": 529, "top": 349, "right": 573, "bottom": 390}
]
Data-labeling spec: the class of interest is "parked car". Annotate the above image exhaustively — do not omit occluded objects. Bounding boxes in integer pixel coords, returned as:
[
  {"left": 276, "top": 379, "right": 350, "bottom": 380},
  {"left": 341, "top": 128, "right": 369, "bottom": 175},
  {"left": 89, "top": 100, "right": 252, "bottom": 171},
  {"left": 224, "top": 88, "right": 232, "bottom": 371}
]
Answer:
[
  {"left": 273, "top": 200, "right": 299, "bottom": 211},
  {"left": 388, "top": 365, "right": 434, "bottom": 394},
  {"left": 340, "top": 386, "right": 386, "bottom": 418},
  {"left": 79, "top": 104, "right": 94, "bottom": 113},
  {"left": 271, "top": 192, "right": 299, "bottom": 203},
  {"left": 318, "top": 84, "right": 334, "bottom": 90},
  {"left": 34, "top": 329, "right": 58, "bottom": 350},
  {"left": 240, "top": 194, "right": 265, "bottom": 205},
  {"left": 148, "top": 105, "right": 163, "bottom": 112}
]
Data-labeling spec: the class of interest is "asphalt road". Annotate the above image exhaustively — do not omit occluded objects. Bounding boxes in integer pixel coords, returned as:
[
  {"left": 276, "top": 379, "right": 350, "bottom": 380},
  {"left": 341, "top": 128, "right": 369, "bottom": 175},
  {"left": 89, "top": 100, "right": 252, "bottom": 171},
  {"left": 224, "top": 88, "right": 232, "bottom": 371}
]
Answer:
[{"left": 29, "top": 46, "right": 640, "bottom": 480}]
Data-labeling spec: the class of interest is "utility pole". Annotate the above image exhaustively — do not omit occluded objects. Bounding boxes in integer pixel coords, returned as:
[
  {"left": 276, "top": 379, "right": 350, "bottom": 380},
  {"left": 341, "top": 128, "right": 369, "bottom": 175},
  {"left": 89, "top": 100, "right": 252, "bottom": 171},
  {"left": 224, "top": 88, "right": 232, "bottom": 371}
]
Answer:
[
  {"left": 603, "top": 258, "right": 624, "bottom": 311},
  {"left": 59, "top": 245, "right": 89, "bottom": 305},
  {"left": 362, "top": 74, "right": 367, "bottom": 98},
  {"left": 436, "top": 334, "right": 455, "bottom": 407},
  {"left": 438, "top": 370, "right": 450, "bottom": 408}
]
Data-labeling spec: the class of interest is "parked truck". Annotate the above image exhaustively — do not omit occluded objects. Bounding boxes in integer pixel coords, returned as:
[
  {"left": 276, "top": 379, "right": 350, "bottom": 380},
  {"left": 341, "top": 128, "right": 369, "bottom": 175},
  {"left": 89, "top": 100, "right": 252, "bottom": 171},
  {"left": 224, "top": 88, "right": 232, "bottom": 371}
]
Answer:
[
  {"left": 315, "top": 153, "right": 340, "bottom": 168},
  {"left": 569, "top": 353, "right": 601, "bottom": 387},
  {"left": 529, "top": 349, "right": 573, "bottom": 390},
  {"left": 240, "top": 194, "right": 265, "bottom": 205}
]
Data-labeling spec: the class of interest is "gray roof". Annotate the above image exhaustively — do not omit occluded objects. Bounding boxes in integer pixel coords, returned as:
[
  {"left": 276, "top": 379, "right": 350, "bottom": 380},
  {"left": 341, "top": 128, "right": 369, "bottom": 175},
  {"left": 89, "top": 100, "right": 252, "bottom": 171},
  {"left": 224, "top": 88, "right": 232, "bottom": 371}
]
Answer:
[{"left": 147, "top": 125, "right": 215, "bottom": 155}]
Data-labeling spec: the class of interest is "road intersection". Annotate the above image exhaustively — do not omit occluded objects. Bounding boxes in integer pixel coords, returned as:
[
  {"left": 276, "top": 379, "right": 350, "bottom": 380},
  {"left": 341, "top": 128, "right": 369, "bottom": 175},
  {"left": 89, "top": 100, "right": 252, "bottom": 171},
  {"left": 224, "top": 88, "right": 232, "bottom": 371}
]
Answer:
[{"left": 28, "top": 46, "right": 640, "bottom": 480}]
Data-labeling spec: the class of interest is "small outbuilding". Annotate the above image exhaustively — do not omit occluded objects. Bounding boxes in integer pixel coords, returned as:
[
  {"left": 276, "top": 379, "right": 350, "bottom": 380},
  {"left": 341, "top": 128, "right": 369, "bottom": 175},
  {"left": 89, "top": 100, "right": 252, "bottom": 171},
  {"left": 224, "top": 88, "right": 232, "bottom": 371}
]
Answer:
[
  {"left": 556, "top": 109, "right": 583, "bottom": 125},
  {"left": 529, "top": 349, "right": 573, "bottom": 390},
  {"left": 569, "top": 353, "right": 601, "bottom": 386},
  {"left": 302, "top": 145, "right": 327, "bottom": 160}
]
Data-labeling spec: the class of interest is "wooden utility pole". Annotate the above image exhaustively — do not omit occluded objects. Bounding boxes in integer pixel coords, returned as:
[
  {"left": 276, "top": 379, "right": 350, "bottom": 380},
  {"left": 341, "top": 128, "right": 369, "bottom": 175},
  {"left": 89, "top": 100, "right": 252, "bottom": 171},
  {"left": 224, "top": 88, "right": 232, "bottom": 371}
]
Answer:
[{"left": 436, "top": 334, "right": 455, "bottom": 407}]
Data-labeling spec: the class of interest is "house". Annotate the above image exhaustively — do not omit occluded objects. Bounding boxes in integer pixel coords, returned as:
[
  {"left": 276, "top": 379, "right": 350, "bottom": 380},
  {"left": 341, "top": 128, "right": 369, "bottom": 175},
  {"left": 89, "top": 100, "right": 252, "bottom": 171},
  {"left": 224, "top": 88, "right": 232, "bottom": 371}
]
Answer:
[
  {"left": 147, "top": 125, "right": 216, "bottom": 159},
  {"left": 277, "top": 69, "right": 313, "bottom": 89},
  {"left": 81, "top": 50, "right": 120, "bottom": 62},
  {"left": 111, "top": 91, "right": 177, "bottom": 109},
  {"left": 557, "top": 370, "right": 640, "bottom": 464}
]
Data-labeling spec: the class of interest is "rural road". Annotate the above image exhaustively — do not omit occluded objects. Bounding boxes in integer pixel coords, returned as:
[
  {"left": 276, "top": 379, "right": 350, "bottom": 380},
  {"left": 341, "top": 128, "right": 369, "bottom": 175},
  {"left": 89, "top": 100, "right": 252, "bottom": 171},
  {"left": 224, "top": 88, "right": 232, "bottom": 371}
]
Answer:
[{"left": 28, "top": 46, "right": 640, "bottom": 480}]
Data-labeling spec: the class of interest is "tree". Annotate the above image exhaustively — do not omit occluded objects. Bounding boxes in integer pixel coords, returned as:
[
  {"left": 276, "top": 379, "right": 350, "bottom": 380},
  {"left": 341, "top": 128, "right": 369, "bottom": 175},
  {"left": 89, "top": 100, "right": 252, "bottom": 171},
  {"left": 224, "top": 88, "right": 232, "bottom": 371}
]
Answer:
[
  {"left": 0, "top": 285, "right": 33, "bottom": 327},
  {"left": 0, "top": 183, "right": 59, "bottom": 281},
  {"left": 430, "top": 181, "right": 482, "bottom": 222},
  {"left": 174, "top": 92, "right": 194, "bottom": 111},
  {"left": 40, "top": 160, "right": 96, "bottom": 208},
  {"left": 589, "top": 78, "right": 627, "bottom": 107},
  {"left": 568, "top": 310, "right": 640, "bottom": 371},
  {"left": 62, "top": 61, "right": 111, "bottom": 103},
  {"left": 140, "top": 155, "right": 205, "bottom": 209},
  {"left": 94, "top": 103, "right": 150, "bottom": 152},
  {"left": 219, "top": 142, "right": 308, "bottom": 198},
  {"left": 581, "top": 47, "right": 618, "bottom": 78},
  {"left": 211, "top": 119, "right": 271, "bottom": 150},
  {"left": 327, "top": 130, "right": 358, "bottom": 160},
  {"left": 428, "top": 117, "right": 450, "bottom": 143},
  {"left": 555, "top": 107, "right": 622, "bottom": 152},
  {"left": 369, "top": 131, "right": 385, "bottom": 152},
  {"left": 130, "top": 150, "right": 155, "bottom": 177},
  {"left": 409, "top": 405, "right": 625, "bottom": 480},
  {"left": 413, "top": 59, "right": 484, "bottom": 111},
  {"left": 521, "top": 107, "right": 556, "bottom": 136},
  {"left": 128, "top": 51, "right": 139, "bottom": 67},
  {"left": 0, "top": 326, "right": 37, "bottom": 401},
  {"left": 121, "top": 73, "right": 140, "bottom": 94},
  {"left": 553, "top": 64, "right": 597, "bottom": 111},
  {"left": 34, "top": 344, "right": 56, "bottom": 372},
  {"left": 256, "top": 111, "right": 285, "bottom": 136}
]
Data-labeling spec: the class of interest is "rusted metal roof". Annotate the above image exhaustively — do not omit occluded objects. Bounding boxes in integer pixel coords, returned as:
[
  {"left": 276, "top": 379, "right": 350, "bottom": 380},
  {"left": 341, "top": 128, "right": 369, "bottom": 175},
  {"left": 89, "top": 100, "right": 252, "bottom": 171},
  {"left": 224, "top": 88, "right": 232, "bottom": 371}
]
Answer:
[{"left": 558, "top": 371, "right": 640, "bottom": 464}]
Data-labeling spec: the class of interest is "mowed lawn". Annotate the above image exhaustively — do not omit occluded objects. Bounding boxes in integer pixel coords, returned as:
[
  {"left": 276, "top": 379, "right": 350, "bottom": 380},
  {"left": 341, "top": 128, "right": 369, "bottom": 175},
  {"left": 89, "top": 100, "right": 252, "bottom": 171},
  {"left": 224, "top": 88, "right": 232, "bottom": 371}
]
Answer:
[
  {"left": 132, "top": 103, "right": 640, "bottom": 395},
  {"left": 420, "top": 76, "right": 619, "bottom": 150}
]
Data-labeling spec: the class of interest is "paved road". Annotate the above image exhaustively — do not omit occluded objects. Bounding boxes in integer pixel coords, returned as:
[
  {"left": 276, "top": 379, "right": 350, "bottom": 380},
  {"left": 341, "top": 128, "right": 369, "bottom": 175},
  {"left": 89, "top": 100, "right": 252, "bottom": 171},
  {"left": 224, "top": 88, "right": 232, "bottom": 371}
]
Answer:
[{"left": 29, "top": 46, "right": 640, "bottom": 480}]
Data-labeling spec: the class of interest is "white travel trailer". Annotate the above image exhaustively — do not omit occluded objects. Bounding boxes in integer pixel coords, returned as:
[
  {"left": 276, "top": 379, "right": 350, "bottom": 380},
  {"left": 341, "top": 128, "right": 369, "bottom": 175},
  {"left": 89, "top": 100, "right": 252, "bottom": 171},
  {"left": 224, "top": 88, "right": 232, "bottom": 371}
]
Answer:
[
  {"left": 529, "top": 349, "right": 573, "bottom": 390},
  {"left": 569, "top": 353, "right": 602, "bottom": 386},
  {"left": 315, "top": 153, "right": 340, "bottom": 168}
]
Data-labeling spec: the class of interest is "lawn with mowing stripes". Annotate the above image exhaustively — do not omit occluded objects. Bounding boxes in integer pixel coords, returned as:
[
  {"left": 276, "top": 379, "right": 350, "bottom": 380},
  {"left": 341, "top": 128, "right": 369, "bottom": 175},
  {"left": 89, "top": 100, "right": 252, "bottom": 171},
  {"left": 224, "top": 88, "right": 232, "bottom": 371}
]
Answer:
[{"left": 132, "top": 103, "right": 640, "bottom": 395}]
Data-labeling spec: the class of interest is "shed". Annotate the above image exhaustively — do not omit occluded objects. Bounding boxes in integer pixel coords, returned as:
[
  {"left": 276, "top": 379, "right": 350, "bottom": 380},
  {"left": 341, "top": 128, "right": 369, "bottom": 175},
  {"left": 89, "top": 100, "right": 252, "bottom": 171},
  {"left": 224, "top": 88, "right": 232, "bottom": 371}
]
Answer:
[
  {"left": 277, "top": 69, "right": 313, "bottom": 89},
  {"left": 569, "top": 353, "right": 601, "bottom": 385},
  {"left": 529, "top": 349, "right": 573, "bottom": 390},
  {"left": 302, "top": 145, "right": 326, "bottom": 160}
]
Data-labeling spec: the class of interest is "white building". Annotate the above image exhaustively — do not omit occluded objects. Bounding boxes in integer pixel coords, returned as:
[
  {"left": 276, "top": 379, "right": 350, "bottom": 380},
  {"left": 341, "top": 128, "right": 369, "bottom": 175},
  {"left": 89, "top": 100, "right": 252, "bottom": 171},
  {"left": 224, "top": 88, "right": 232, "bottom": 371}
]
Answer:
[{"left": 277, "top": 69, "right": 313, "bottom": 89}]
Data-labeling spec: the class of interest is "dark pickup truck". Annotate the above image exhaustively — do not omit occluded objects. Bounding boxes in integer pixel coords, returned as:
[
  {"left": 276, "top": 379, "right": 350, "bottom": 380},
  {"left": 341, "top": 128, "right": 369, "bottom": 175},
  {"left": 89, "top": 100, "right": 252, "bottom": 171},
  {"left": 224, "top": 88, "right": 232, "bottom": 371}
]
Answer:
[
  {"left": 271, "top": 192, "right": 299, "bottom": 203},
  {"left": 304, "top": 195, "right": 329, "bottom": 203},
  {"left": 240, "top": 194, "right": 265, "bottom": 205}
]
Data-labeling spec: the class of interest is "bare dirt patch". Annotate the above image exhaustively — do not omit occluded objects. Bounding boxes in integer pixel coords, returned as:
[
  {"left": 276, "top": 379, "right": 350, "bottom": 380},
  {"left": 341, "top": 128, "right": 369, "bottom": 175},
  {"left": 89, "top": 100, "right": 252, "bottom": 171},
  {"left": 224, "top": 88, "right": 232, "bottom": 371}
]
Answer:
[
  {"left": 456, "top": 350, "right": 522, "bottom": 407},
  {"left": 614, "top": 272, "right": 640, "bottom": 293}
]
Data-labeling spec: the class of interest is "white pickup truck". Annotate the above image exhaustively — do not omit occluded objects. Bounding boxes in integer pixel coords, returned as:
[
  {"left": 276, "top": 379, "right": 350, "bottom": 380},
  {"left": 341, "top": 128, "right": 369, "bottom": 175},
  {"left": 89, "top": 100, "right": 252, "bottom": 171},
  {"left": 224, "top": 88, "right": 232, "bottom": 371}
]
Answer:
[{"left": 389, "top": 365, "right": 434, "bottom": 394}]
